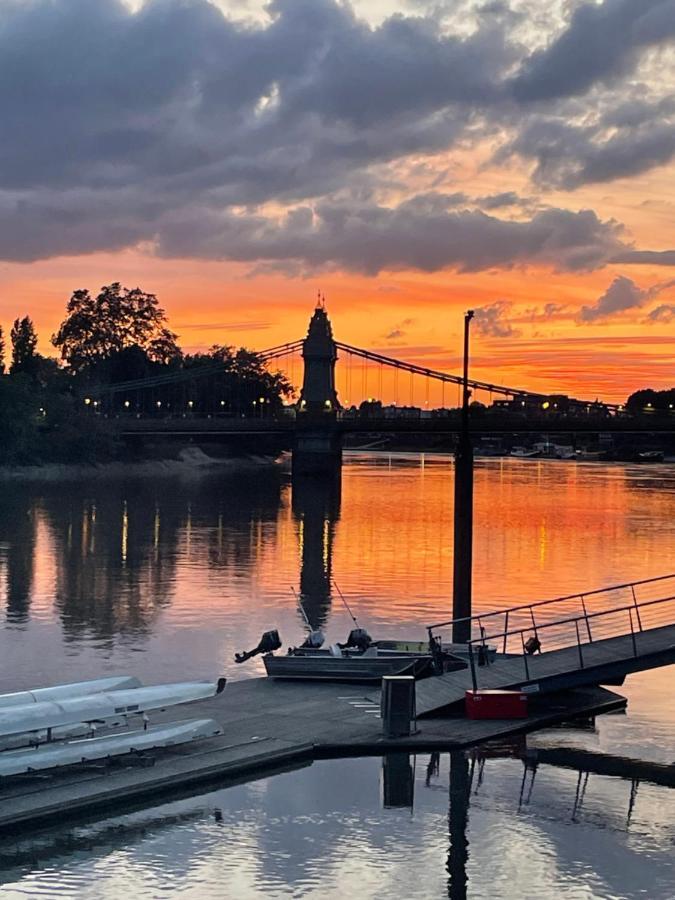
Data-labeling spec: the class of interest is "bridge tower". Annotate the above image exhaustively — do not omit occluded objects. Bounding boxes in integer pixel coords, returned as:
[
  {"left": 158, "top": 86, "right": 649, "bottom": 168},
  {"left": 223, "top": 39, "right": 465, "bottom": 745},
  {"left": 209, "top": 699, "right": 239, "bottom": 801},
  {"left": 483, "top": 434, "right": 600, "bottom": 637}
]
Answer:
[
  {"left": 298, "top": 299, "right": 340, "bottom": 418},
  {"left": 293, "top": 300, "right": 342, "bottom": 476}
]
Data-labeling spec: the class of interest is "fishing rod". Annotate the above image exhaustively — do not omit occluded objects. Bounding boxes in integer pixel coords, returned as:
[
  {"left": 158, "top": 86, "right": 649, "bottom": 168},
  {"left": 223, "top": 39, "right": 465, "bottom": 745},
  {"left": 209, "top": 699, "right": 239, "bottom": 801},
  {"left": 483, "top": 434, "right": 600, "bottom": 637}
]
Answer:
[
  {"left": 290, "top": 586, "right": 312, "bottom": 630},
  {"left": 290, "top": 586, "right": 325, "bottom": 649},
  {"left": 332, "top": 580, "right": 360, "bottom": 628}
]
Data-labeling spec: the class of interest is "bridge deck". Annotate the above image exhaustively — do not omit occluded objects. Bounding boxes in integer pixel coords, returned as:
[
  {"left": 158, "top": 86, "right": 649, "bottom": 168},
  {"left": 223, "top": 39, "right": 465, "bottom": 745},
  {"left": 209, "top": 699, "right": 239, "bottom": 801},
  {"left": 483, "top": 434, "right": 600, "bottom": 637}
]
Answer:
[{"left": 416, "top": 623, "right": 675, "bottom": 716}]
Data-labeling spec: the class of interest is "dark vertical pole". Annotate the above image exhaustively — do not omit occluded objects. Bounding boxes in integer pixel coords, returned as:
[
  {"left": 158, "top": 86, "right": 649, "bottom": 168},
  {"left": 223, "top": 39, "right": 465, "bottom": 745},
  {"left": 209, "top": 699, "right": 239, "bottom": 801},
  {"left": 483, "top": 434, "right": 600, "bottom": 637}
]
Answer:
[
  {"left": 447, "top": 751, "right": 470, "bottom": 900},
  {"left": 452, "top": 310, "right": 474, "bottom": 645}
]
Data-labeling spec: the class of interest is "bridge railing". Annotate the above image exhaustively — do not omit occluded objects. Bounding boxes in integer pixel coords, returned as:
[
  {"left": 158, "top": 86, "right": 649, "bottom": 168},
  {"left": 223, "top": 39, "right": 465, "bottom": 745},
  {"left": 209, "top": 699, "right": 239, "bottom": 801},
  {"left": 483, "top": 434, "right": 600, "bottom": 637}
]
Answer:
[{"left": 427, "top": 573, "right": 675, "bottom": 690}]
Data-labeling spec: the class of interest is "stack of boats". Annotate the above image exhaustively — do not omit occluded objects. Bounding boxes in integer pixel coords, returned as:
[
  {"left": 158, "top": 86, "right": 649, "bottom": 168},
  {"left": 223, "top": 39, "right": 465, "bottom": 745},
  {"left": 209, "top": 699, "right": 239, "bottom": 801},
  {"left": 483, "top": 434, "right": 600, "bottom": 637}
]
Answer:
[{"left": 0, "top": 676, "right": 225, "bottom": 780}]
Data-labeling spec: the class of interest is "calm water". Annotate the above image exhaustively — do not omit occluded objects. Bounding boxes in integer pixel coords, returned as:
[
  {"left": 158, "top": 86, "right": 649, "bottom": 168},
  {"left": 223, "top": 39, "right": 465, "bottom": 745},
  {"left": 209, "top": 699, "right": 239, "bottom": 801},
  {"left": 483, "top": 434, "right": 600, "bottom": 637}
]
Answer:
[{"left": 0, "top": 454, "right": 673, "bottom": 898}]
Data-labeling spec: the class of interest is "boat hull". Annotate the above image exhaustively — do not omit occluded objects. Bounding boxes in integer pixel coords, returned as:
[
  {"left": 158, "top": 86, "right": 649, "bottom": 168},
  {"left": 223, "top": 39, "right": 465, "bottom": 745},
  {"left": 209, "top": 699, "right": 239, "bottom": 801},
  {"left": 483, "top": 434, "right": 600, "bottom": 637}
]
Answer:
[
  {"left": 263, "top": 653, "right": 434, "bottom": 683},
  {"left": 0, "top": 719, "right": 222, "bottom": 779}
]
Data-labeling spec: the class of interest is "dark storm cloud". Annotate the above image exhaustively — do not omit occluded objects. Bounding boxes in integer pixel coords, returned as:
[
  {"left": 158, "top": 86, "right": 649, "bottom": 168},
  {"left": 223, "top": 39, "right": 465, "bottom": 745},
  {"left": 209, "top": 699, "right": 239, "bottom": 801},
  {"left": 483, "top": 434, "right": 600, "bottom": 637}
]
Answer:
[
  {"left": 155, "top": 197, "right": 628, "bottom": 275},
  {"left": 0, "top": 0, "right": 673, "bottom": 267},
  {"left": 511, "top": 0, "right": 675, "bottom": 102},
  {"left": 501, "top": 115, "right": 675, "bottom": 190}
]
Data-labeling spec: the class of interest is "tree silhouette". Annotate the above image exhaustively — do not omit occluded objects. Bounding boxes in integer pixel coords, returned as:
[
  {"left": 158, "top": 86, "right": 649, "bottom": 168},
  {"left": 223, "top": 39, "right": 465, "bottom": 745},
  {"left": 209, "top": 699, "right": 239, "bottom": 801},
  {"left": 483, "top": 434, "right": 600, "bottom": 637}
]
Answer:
[
  {"left": 0, "top": 324, "right": 5, "bottom": 375},
  {"left": 10, "top": 316, "right": 38, "bottom": 375},
  {"left": 52, "top": 283, "right": 181, "bottom": 375}
]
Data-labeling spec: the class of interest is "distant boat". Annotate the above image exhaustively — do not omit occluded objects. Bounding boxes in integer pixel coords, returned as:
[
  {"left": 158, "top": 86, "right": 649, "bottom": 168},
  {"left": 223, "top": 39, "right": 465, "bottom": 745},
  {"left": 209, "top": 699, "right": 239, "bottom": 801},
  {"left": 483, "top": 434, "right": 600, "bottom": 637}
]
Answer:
[
  {"left": 510, "top": 446, "right": 539, "bottom": 458},
  {"left": 0, "top": 718, "right": 222, "bottom": 779},
  {"left": 635, "top": 450, "right": 665, "bottom": 463},
  {"left": 576, "top": 449, "right": 603, "bottom": 461}
]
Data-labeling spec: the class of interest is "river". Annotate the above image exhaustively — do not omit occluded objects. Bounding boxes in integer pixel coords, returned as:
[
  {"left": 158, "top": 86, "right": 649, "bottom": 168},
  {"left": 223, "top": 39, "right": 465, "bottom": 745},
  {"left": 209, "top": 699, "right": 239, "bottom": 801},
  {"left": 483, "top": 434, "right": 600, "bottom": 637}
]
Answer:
[{"left": 0, "top": 454, "right": 673, "bottom": 898}]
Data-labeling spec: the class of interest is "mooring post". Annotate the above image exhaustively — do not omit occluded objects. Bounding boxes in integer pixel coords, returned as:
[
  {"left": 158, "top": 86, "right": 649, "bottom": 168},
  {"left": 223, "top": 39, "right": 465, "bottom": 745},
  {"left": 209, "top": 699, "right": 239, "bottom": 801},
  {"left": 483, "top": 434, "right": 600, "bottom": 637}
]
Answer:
[{"left": 452, "top": 310, "right": 474, "bottom": 645}]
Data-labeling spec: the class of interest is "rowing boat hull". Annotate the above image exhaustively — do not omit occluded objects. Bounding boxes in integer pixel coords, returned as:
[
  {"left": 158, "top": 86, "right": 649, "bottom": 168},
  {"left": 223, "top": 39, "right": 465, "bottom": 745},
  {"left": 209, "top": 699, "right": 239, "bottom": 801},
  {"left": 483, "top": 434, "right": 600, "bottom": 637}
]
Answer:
[
  {"left": 0, "top": 719, "right": 222, "bottom": 779},
  {"left": 0, "top": 676, "right": 142, "bottom": 709},
  {"left": 0, "top": 681, "right": 222, "bottom": 739}
]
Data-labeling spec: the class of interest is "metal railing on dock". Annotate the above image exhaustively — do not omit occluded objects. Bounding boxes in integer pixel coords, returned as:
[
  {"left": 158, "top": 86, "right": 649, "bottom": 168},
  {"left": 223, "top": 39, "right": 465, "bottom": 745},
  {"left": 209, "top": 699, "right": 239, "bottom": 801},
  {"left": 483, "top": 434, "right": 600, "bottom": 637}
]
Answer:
[{"left": 427, "top": 573, "right": 675, "bottom": 691}]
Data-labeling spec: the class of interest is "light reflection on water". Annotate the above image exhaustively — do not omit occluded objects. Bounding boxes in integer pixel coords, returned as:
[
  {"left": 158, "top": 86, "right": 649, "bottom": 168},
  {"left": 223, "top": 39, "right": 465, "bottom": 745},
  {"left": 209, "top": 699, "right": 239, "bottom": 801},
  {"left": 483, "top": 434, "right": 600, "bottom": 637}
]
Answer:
[
  {"left": 0, "top": 454, "right": 673, "bottom": 897},
  {"left": 0, "top": 750, "right": 672, "bottom": 899}
]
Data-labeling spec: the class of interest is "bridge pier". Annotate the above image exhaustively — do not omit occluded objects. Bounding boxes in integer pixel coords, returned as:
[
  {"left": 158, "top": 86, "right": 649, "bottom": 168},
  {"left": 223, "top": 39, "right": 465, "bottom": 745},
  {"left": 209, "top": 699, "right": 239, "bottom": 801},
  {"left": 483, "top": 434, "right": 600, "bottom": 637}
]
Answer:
[{"left": 292, "top": 426, "right": 342, "bottom": 477}]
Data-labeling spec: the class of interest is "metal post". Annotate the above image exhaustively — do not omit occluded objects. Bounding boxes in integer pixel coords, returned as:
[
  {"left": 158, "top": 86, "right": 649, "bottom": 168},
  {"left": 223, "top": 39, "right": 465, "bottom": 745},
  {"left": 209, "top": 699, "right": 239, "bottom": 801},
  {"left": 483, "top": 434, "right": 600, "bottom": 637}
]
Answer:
[
  {"left": 631, "top": 584, "right": 643, "bottom": 632},
  {"left": 452, "top": 310, "right": 474, "bottom": 645},
  {"left": 575, "top": 620, "right": 584, "bottom": 668}
]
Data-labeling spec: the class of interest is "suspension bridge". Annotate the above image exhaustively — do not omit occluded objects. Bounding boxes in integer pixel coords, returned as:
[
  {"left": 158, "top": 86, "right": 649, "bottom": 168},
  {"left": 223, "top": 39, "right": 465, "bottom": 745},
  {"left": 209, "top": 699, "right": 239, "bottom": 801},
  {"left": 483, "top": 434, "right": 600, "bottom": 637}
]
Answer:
[{"left": 89, "top": 304, "right": 672, "bottom": 473}]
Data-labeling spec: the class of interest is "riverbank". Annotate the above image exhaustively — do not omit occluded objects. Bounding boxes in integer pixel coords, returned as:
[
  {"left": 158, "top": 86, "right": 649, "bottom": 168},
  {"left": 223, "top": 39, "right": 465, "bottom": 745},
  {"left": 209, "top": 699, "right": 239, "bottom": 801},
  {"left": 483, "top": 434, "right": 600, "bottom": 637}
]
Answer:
[{"left": 0, "top": 447, "right": 281, "bottom": 482}]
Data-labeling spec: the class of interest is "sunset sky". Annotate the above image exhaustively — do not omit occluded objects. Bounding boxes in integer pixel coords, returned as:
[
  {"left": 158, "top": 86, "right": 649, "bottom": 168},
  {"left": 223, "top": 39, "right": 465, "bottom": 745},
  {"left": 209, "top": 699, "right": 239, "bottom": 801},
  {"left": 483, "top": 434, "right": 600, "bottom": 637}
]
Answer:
[{"left": 0, "top": 0, "right": 674, "bottom": 403}]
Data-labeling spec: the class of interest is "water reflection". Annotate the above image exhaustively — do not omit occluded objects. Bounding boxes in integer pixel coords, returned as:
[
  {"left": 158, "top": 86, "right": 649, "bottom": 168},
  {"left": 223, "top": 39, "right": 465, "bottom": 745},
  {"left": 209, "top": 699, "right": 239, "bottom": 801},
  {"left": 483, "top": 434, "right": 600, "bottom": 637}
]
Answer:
[
  {"left": 293, "top": 472, "right": 341, "bottom": 628},
  {"left": 0, "top": 488, "right": 35, "bottom": 626},
  {"left": 0, "top": 738, "right": 672, "bottom": 898}
]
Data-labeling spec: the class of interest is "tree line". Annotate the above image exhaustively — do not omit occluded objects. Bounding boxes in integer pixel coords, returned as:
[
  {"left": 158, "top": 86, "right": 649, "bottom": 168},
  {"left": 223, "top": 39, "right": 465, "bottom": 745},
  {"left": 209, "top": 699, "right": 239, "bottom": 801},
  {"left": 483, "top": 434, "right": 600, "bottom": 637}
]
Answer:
[{"left": 0, "top": 283, "right": 292, "bottom": 466}]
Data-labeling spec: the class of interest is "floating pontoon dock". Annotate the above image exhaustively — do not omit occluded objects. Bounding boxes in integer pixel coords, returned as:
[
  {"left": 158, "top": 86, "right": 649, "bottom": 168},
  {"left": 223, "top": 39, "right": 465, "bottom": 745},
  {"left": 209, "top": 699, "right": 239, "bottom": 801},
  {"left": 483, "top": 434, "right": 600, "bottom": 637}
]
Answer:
[{"left": 0, "top": 574, "right": 673, "bottom": 831}]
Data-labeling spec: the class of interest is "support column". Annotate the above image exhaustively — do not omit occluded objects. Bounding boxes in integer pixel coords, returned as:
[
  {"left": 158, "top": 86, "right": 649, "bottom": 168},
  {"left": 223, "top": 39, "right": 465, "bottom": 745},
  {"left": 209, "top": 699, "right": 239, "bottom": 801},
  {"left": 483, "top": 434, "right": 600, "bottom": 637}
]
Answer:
[{"left": 452, "top": 311, "right": 474, "bottom": 645}]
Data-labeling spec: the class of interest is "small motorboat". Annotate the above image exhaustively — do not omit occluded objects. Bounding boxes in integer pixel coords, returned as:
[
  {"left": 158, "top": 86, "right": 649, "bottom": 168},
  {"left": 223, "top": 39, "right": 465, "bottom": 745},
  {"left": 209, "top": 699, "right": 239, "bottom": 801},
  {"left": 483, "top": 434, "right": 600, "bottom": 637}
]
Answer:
[
  {"left": 262, "top": 647, "right": 437, "bottom": 683},
  {"left": 236, "top": 627, "right": 467, "bottom": 683}
]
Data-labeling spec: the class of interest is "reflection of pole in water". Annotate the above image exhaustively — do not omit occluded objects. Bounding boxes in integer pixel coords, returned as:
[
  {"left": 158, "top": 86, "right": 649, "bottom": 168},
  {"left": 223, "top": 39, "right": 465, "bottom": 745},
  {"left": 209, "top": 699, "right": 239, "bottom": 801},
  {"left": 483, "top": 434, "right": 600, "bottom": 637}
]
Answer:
[
  {"left": 292, "top": 472, "right": 341, "bottom": 628},
  {"left": 381, "top": 753, "right": 415, "bottom": 810},
  {"left": 448, "top": 751, "right": 470, "bottom": 900}
]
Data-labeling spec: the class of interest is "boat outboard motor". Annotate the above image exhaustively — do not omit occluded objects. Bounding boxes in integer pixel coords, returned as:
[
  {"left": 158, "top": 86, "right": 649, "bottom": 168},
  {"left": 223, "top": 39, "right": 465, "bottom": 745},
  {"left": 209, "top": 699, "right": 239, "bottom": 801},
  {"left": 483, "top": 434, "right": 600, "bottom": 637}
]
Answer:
[
  {"left": 340, "top": 628, "right": 373, "bottom": 651},
  {"left": 300, "top": 630, "right": 325, "bottom": 649},
  {"left": 235, "top": 630, "right": 282, "bottom": 663}
]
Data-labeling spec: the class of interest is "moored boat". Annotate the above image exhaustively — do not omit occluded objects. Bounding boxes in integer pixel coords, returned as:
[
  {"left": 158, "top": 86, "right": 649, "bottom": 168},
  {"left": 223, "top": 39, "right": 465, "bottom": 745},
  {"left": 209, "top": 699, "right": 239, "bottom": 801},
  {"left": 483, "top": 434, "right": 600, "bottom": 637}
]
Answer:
[
  {"left": 0, "top": 676, "right": 142, "bottom": 709},
  {"left": 262, "top": 649, "right": 436, "bottom": 683},
  {"left": 0, "top": 679, "right": 226, "bottom": 741},
  {"left": 0, "top": 718, "right": 222, "bottom": 779}
]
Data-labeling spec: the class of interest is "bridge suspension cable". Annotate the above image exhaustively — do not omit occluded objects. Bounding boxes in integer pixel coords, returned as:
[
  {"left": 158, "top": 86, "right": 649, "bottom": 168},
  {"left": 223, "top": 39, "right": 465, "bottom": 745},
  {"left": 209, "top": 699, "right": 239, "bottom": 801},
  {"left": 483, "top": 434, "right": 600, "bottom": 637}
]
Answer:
[{"left": 335, "top": 342, "right": 620, "bottom": 412}]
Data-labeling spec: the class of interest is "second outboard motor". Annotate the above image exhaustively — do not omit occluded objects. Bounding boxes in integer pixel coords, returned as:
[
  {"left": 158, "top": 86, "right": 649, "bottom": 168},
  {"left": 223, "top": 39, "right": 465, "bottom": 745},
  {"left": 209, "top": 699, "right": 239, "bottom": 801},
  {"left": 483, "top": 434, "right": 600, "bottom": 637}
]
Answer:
[
  {"left": 235, "top": 629, "right": 282, "bottom": 663},
  {"left": 340, "top": 628, "right": 373, "bottom": 652}
]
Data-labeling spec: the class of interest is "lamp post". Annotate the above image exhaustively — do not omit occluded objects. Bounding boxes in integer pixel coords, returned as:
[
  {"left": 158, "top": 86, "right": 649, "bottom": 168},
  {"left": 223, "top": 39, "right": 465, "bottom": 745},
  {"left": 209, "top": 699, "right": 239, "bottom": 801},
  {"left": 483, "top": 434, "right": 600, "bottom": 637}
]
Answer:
[{"left": 452, "top": 310, "right": 474, "bottom": 645}]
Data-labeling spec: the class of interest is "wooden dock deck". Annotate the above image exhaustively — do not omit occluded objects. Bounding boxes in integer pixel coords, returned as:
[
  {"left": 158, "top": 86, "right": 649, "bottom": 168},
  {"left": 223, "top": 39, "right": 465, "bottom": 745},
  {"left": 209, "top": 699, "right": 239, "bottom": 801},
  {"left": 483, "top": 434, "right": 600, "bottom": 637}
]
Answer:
[
  {"left": 0, "top": 678, "right": 627, "bottom": 832},
  {"left": 2, "top": 572, "right": 674, "bottom": 832}
]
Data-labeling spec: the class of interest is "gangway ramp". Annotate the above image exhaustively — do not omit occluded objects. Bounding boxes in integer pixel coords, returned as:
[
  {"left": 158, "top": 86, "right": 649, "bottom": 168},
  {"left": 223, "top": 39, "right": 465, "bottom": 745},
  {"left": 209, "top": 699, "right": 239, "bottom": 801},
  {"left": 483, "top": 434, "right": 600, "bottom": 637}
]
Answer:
[{"left": 417, "top": 574, "right": 675, "bottom": 717}]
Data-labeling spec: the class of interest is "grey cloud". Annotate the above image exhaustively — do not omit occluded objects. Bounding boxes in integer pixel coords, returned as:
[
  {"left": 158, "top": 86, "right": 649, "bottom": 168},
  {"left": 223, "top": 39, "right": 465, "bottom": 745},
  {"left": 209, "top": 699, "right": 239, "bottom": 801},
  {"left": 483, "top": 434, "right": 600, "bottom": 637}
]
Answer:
[
  {"left": 501, "top": 114, "right": 675, "bottom": 190},
  {"left": 577, "top": 275, "right": 675, "bottom": 322},
  {"left": 647, "top": 304, "right": 675, "bottom": 322},
  {"left": 511, "top": 0, "right": 675, "bottom": 102},
  {"left": 473, "top": 301, "right": 520, "bottom": 338},
  {"left": 154, "top": 197, "right": 629, "bottom": 275},
  {"left": 0, "top": 0, "right": 671, "bottom": 268},
  {"left": 577, "top": 276, "right": 647, "bottom": 322},
  {"left": 613, "top": 250, "right": 675, "bottom": 266}
]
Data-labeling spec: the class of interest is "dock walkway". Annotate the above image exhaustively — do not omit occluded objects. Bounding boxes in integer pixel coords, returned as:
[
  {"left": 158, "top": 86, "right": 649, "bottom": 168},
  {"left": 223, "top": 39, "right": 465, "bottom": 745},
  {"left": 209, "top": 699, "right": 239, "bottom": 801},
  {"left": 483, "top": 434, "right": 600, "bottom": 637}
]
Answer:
[
  {"left": 1, "top": 573, "right": 673, "bottom": 832},
  {"left": 0, "top": 681, "right": 625, "bottom": 832}
]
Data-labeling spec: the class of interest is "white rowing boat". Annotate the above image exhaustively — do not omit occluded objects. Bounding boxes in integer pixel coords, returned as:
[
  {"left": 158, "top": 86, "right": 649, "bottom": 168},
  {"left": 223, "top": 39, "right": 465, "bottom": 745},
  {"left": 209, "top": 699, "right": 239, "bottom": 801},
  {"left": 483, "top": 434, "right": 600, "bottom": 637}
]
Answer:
[
  {"left": 0, "top": 718, "right": 222, "bottom": 778},
  {"left": 0, "top": 679, "right": 225, "bottom": 740},
  {"left": 0, "top": 676, "right": 142, "bottom": 710}
]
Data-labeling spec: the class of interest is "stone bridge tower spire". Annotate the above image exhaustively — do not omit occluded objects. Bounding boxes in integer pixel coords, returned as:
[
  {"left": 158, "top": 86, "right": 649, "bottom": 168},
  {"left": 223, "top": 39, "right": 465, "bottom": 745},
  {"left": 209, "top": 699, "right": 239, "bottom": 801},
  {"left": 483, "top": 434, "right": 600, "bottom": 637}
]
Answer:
[{"left": 298, "top": 297, "right": 340, "bottom": 418}]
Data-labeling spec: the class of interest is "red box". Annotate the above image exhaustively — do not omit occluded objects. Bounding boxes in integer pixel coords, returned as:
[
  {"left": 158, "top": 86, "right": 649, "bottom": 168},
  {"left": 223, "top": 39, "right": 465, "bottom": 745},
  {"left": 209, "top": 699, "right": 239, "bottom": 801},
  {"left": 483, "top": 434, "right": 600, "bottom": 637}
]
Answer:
[{"left": 465, "top": 689, "right": 528, "bottom": 720}]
